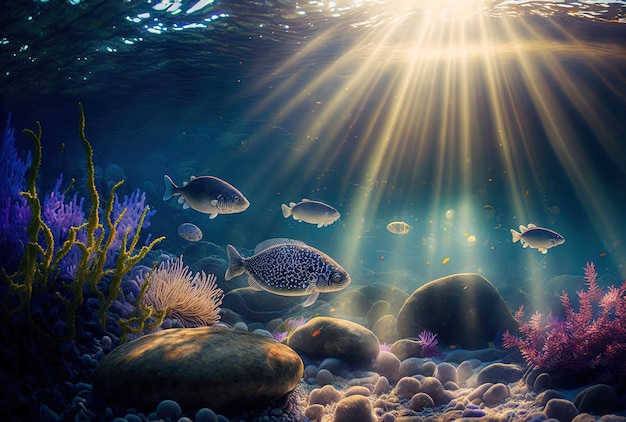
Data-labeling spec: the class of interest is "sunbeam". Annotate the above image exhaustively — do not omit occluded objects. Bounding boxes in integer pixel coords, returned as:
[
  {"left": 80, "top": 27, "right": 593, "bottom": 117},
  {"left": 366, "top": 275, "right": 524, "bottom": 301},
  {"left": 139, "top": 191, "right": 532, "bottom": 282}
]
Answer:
[{"left": 237, "top": 0, "right": 626, "bottom": 278}]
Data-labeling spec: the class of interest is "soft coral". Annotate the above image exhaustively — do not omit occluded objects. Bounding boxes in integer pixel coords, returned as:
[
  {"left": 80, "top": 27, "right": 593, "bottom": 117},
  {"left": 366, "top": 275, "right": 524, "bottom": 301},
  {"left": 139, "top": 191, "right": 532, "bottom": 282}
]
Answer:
[{"left": 503, "top": 263, "right": 626, "bottom": 385}]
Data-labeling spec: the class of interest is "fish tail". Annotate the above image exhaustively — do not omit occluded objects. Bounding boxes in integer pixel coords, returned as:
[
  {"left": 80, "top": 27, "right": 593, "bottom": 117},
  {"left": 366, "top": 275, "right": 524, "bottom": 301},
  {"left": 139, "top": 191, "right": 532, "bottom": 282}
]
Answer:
[
  {"left": 163, "top": 175, "right": 179, "bottom": 201},
  {"left": 225, "top": 245, "right": 246, "bottom": 280},
  {"left": 281, "top": 203, "right": 292, "bottom": 218},
  {"left": 510, "top": 228, "right": 521, "bottom": 243}
]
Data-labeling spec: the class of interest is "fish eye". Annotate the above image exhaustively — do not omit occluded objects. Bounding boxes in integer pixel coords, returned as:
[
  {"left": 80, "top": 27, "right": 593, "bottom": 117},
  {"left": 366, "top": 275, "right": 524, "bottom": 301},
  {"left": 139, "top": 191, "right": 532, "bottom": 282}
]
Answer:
[
  {"left": 331, "top": 272, "right": 343, "bottom": 284},
  {"left": 233, "top": 196, "right": 240, "bottom": 202}
]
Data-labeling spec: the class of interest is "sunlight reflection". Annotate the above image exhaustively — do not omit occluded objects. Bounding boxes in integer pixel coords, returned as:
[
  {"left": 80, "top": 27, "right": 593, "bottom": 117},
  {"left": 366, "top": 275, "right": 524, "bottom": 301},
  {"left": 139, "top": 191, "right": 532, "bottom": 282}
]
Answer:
[{"left": 240, "top": 1, "right": 626, "bottom": 278}]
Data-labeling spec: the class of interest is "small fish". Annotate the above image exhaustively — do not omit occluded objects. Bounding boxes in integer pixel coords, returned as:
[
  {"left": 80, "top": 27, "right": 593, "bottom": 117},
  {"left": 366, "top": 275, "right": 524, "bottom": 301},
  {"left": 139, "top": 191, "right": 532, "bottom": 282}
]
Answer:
[
  {"left": 281, "top": 199, "right": 340, "bottom": 228},
  {"left": 442, "top": 257, "right": 450, "bottom": 264},
  {"left": 177, "top": 222, "right": 203, "bottom": 242},
  {"left": 225, "top": 238, "right": 351, "bottom": 307},
  {"left": 510, "top": 223, "right": 565, "bottom": 254},
  {"left": 163, "top": 174, "right": 249, "bottom": 219},
  {"left": 312, "top": 327, "right": 323, "bottom": 337},
  {"left": 386, "top": 221, "right": 410, "bottom": 236}
]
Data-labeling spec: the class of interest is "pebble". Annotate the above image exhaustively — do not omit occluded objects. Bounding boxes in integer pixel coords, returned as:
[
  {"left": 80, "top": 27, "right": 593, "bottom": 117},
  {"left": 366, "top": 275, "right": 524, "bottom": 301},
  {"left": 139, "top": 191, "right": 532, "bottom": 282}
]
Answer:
[
  {"left": 408, "top": 393, "right": 434, "bottom": 411},
  {"left": 156, "top": 399, "right": 182, "bottom": 420},
  {"left": 544, "top": 398, "right": 579, "bottom": 422},
  {"left": 395, "top": 377, "right": 421, "bottom": 399},
  {"left": 195, "top": 408, "right": 218, "bottom": 422},
  {"left": 333, "top": 395, "right": 377, "bottom": 422},
  {"left": 483, "top": 383, "right": 509, "bottom": 406},
  {"left": 316, "top": 369, "right": 334, "bottom": 386}
]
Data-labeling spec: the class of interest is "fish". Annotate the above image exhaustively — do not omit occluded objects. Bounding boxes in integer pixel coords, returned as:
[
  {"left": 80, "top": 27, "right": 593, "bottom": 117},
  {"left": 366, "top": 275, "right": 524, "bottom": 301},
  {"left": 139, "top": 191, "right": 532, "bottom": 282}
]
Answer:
[
  {"left": 510, "top": 223, "right": 565, "bottom": 254},
  {"left": 163, "top": 174, "right": 249, "bottom": 219},
  {"left": 386, "top": 221, "right": 410, "bottom": 236},
  {"left": 281, "top": 199, "right": 340, "bottom": 228},
  {"left": 225, "top": 238, "right": 351, "bottom": 307},
  {"left": 177, "top": 222, "right": 203, "bottom": 242}
]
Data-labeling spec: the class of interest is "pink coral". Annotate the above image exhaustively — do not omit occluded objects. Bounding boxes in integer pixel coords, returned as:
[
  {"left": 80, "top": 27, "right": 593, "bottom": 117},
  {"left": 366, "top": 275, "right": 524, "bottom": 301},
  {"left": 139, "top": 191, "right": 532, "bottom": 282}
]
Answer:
[{"left": 503, "top": 263, "right": 626, "bottom": 384}]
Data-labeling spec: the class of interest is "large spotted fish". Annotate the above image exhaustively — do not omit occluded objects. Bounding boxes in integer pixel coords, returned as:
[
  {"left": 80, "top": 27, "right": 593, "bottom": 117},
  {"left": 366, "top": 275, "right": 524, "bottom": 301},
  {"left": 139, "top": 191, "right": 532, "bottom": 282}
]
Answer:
[
  {"left": 225, "top": 238, "right": 351, "bottom": 307},
  {"left": 511, "top": 223, "right": 565, "bottom": 254},
  {"left": 163, "top": 174, "right": 249, "bottom": 219}
]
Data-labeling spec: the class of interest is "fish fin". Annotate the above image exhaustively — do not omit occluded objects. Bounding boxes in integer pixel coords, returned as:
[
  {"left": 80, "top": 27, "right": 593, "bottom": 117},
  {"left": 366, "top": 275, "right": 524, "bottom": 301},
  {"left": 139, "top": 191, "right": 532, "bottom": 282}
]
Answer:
[
  {"left": 190, "top": 175, "right": 196, "bottom": 181},
  {"left": 301, "top": 199, "right": 312, "bottom": 202},
  {"left": 510, "top": 228, "right": 521, "bottom": 243},
  {"left": 182, "top": 202, "right": 190, "bottom": 209},
  {"left": 540, "top": 248, "right": 548, "bottom": 254},
  {"left": 302, "top": 291, "right": 320, "bottom": 307},
  {"left": 246, "top": 276, "right": 264, "bottom": 291},
  {"left": 163, "top": 175, "right": 178, "bottom": 201},
  {"left": 527, "top": 223, "right": 537, "bottom": 229},
  {"left": 177, "top": 196, "right": 185, "bottom": 205},
  {"left": 522, "top": 242, "right": 529, "bottom": 248},
  {"left": 254, "top": 238, "right": 308, "bottom": 254},
  {"left": 209, "top": 213, "right": 218, "bottom": 219},
  {"left": 225, "top": 245, "right": 246, "bottom": 280},
  {"left": 519, "top": 225, "right": 528, "bottom": 233},
  {"left": 281, "top": 203, "right": 292, "bottom": 218},
  {"left": 317, "top": 222, "right": 324, "bottom": 228}
]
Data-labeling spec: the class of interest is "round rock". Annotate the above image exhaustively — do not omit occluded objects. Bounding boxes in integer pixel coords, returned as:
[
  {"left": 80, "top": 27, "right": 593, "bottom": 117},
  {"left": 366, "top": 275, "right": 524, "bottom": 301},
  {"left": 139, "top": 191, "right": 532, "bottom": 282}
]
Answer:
[
  {"left": 93, "top": 327, "right": 303, "bottom": 412},
  {"left": 287, "top": 317, "right": 380, "bottom": 367},
  {"left": 396, "top": 273, "right": 519, "bottom": 349}
]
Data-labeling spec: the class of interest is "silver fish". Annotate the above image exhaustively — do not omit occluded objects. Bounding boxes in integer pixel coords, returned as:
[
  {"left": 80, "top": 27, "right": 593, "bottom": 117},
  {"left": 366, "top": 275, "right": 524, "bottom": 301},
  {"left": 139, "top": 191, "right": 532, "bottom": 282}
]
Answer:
[
  {"left": 177, "top": 222, "right": 203, "bottom": 242},
  {"left": 225, "top": 238, "right": 351, "bottom": 307},
  {"left": 281, "top": 199, "right": 340, "bottom": 228},
  {"left": 511, "top": 223, "right": 565, "bottom": 254},
  {"left": 163, "top": 174, "right": 249, "bottom": 219}
]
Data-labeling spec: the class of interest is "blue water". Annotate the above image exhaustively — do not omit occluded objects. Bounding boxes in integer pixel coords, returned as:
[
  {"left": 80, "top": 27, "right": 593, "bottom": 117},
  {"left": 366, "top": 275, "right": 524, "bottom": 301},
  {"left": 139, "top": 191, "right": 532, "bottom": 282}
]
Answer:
[{"left": 1, "top": 0, "right": 626, "bottom": 288}]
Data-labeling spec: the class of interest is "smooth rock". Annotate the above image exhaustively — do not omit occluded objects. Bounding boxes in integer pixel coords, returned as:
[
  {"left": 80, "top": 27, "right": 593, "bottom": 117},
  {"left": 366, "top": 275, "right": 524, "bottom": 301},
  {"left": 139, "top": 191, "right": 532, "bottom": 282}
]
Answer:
[
  {"left": 372, "top": 351, "right": 400, "bottom": 382},
  {"left": 533, "top": 373, "right": 553, "bottom": 393},
  {"left": 372, "top": 315, "right": 399, "bottom": 345},
  {"left": 287, "top": 317, "right": 380, "bottom": 367},
  {"left": 333, "top": 395, "right": 377, "bottom": 422},
  {"left": 483, "top": 383, "right": 509, "bottom": 406},
  {"left": 396, "top": 273, "right": 518, "bottom": 349},
  {"left": 390, "top": 339, "right": 423, "bottom": 361},
  {"left": 436, "top": 362, "right": 458, "bottom": 385},
  {"left": 544, "top": 398, "right": 579, "bottom": 422},
  {"left": 308, "top": 385, "right": 342, "bottom": 406},
  {"left": 408, "top": 393, "right": 434, "bottom": 411},
  {"left": 477, "top": 363, "right": 523, "bottom": 384},
  {"left": 93, "top": 327, "right": 303, "bottom": 412},
  {"left": 395, "top": 377, "right": 422, "bottom": 399},
  {"left": 574, "top": 384, "right": 621, "bottom": 414}
]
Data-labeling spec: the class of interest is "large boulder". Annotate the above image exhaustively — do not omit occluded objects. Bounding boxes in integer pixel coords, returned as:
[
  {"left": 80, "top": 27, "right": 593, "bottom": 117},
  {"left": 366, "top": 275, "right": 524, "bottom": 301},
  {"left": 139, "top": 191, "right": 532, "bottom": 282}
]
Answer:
[
  {"left": 396, "top": 273, "right": 518, "bottom": 349},
  {"left": 287, "top": 317, "right": 380, "bottom": 367},
  {"left": 93, "top": 326, "right": 303, "bottom": 413}
]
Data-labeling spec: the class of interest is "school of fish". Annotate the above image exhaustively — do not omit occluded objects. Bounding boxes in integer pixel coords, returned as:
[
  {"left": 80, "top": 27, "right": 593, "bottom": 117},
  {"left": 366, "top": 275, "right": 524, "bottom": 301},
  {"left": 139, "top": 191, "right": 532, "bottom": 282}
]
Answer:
[{"left": 162, "top": 171, "right": 569, "bottom": 305}]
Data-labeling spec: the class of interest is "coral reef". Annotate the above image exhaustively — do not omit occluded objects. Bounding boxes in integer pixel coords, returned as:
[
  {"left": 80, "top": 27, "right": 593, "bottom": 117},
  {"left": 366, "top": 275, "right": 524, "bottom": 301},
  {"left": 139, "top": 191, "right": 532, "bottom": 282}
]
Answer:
[{"left": 0, "top": 105, "right": 165, "bottom": 419}]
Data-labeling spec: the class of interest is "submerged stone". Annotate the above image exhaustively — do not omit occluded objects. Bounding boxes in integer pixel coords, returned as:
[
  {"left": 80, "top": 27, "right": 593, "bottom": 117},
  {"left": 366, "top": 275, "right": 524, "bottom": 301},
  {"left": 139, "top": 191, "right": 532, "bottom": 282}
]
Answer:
[
  {"left": 93, "top": 326, "right": 303, "bottom": 413},
  {"left": 287, "top": 317, "right": 380, "bottom": 367},
  {"left": 396, "top": 273, "right": 518, "bottom": 349}
]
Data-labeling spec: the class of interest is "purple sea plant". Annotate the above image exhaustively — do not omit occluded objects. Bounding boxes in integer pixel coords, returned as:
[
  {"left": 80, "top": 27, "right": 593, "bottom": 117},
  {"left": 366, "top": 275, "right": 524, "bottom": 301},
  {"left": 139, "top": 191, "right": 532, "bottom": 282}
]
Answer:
[
  {"left": 0, "top": 112, "right": 32, "bottom": 271},
  {"left": 418, "top": 329, "right": 439, "bottom": 357},
  {"left": 503, "top": 262, "right": 626, "bottom": 385}
]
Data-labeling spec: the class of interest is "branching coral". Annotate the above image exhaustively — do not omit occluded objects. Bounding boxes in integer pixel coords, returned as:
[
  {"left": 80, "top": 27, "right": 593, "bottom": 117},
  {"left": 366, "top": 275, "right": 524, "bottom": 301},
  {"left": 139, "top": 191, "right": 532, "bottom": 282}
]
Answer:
[
  {"left": 0, "top": 104, "right": 165, "bottom": 341},
  {"left": 503, "top": 262, "right": 626, "bottom": 385},
  {"left": 139, "top": 255, "right": 223, "bottom": 328}
]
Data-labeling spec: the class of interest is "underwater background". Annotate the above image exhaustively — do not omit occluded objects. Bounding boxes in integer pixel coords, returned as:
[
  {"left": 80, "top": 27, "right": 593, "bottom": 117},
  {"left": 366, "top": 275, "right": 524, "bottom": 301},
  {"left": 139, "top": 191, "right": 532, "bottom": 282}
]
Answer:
[{"left": 1, "top": 0, "right": 626, "bottom": 421}]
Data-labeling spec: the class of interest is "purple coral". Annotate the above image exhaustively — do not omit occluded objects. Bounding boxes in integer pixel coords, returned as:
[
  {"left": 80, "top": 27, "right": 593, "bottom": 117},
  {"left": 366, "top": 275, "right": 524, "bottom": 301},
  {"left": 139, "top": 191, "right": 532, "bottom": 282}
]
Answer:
[
  {"left": 0, "top": 112, "right": 32, "bottom": 271},
  {"left": 418, "top": 329, "right": 439, "bottom": 357},
  {"left": 503, "top": 262, "right": 626, "bottom": 384}
]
